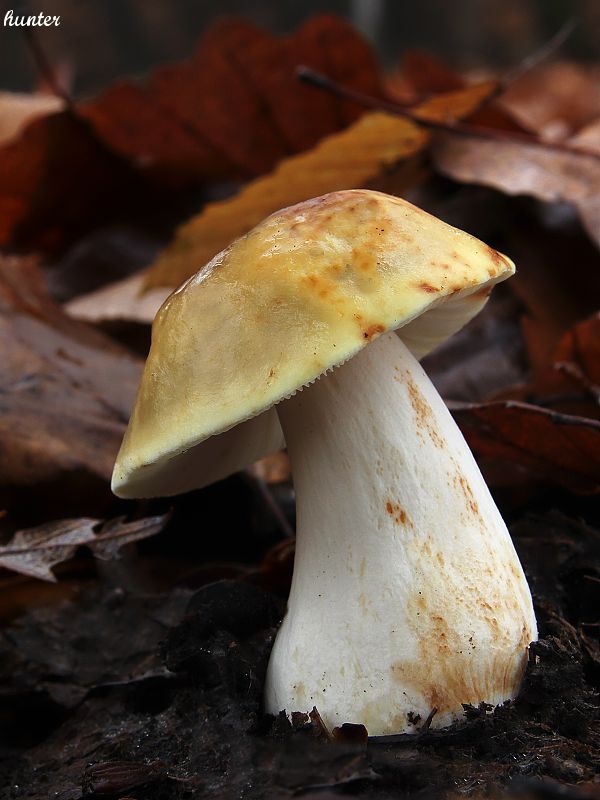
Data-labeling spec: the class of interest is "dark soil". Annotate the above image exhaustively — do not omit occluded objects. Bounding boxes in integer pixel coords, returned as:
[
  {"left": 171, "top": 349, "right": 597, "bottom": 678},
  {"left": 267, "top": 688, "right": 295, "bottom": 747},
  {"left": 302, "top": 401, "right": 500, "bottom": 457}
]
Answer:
[{"left": 1, "top": 509, "right": 599, "bottom": 799}]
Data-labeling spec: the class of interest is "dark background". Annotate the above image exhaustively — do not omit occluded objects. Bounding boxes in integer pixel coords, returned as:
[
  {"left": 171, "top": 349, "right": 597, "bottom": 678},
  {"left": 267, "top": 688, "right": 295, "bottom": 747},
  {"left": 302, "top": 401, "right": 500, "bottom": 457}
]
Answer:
[{"left": 0, "top": 0, "right": 598, "bottom": 96}]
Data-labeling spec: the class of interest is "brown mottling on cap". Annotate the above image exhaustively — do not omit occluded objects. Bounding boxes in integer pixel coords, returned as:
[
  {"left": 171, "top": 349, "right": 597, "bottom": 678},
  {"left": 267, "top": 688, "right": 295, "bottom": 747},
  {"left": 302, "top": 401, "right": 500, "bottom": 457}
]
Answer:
[
  {"left": 487, "top": 245, "right": 504, "bottom": 270},
  {"left": 417, "top": 283, "right": 439, "bottom": 294},
  {"left": 362, "top": 323, "right": 385, "bottom": 340}
]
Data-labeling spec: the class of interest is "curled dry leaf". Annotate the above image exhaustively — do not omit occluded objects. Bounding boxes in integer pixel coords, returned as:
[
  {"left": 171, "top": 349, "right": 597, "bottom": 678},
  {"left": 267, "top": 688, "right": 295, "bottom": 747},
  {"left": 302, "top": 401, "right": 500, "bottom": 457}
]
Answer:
[
  {"left": 451, "top": 400, "right": 600, "bottom": 495},
  {"left": 64, "top": 271, "right": 170, "bottom": 325},
  {"left": 147, "top": 82, "right": 497, "bottom": 288},
  {"left": 431, "top": 131, "right": 600, "bottom": 252},
  {"left": 0, "top": 256, "right": 141, "bottom": 511},
  {"left": 0, "top": 514, "right": 170, "bottom": 581}
]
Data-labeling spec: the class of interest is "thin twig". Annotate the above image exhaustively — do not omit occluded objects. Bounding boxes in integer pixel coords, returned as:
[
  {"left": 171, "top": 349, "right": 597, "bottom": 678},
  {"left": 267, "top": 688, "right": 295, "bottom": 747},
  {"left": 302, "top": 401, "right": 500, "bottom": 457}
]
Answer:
[
  {"left": 297, "top": 66, "right": 600, "bottom": 163},
  {"left": 498, "top": 18, "right": 578, "bottom": 92},
  {"left": 554, "top": 361, "right": 600, "bottom": 406},
  {"left": 21, "top": 25, "right": 73, "bottom": 107},
  {"left": 419, "top": 706, "right": 438, "bottom": 735}
]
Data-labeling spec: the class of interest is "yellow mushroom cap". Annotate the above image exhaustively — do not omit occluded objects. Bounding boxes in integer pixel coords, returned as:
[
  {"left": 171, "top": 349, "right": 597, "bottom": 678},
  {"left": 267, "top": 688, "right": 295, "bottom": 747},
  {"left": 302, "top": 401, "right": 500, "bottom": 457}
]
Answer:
[{"left": 112, "top": 190, "right": 514, "bottom": 498}]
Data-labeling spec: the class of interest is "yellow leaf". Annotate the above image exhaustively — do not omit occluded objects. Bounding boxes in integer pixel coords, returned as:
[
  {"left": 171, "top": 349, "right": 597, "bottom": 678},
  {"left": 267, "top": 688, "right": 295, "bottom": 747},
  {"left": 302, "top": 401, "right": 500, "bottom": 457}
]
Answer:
[{"left": 146, "top": 83, "right": 497, "bottom": 289}]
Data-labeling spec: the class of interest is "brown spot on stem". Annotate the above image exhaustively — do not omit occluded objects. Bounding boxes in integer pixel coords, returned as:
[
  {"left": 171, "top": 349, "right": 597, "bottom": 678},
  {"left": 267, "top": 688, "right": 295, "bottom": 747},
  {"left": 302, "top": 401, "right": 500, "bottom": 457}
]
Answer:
[
  {"left": 455, "top": 472, "right": 480, "bottom": 517},
  {"left": 405, "top": 377, "right": 445, "bottom": 449},
  {"left": 385, "top": 500, "right": 410, "bottom": 525}
]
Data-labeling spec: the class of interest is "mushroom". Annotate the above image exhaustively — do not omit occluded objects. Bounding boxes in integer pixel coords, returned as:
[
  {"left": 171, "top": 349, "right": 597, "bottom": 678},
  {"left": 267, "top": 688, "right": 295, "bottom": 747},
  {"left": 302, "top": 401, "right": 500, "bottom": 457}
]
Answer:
[{"left": 112, "top": 189, "right": 537, "bottom": 736}]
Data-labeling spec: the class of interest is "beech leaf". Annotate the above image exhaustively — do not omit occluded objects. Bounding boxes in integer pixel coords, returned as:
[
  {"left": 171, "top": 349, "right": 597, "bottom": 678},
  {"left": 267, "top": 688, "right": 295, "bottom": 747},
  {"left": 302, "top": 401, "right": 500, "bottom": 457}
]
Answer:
[
  {"left": 147, "top": 82, "right": 498, "bottom": 288},
  {"left": 431, "top": 131, "right": 600, "bottom": 251},
  {"left": 0, "top": 15, "right": 382, "bottom": 251}
]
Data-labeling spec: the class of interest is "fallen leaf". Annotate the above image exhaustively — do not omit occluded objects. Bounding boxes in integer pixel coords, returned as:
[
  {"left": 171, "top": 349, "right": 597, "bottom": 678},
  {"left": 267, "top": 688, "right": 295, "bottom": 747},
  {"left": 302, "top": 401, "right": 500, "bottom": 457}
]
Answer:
[
  {"left": 499, "top": 62, "right": 600, "bottom": 140},
  {"left": 64, "top": 271, "right": 170, "bottom": 324},
  {"left": 0, "top": 256, "right": 141, "bottom": 518},
  {"left": 499, "top": 312, "right": 600, "bottom": 421},
  {"left": 570, "top": 117, "right": 600, "bottom": 153},
  {"left": 81, "top": 15, "right": 381, "bottom": 185},
  {"left": 551, "top": 313, "right": 600, "bottom": 387},
  {"left": 0, "top": 111, "right": 149, "bottom": 251},
  {"left": 0, "top": 514, "right": 169, "bottom": 581},
  {"left": 146, "top": 82, "right": 497, "bottom": 288},
  {"left": 401, "top": 49, "right": 465, "bottom": 95},
  {"left": 0, "top": 518, "right": 96, "bottom": 581},
  {"left": 249, "top": 451, "right": 291, "bottom": 485},
  {"left": 0, "top": 16, "right": 382, "bottom": 252},
  {"left": 0, "top": 91, "right": 64, "bottom": 146},
  {"left": 451, "top": 400, "right": 600, "bottom": 495},
  {"left": 145, "top": 112, "right": 424, "bottom": 287},
  {"left": 393, "top": 50, "right": 525, "bottom": 133},
  {"left": 431, "top": 131, "right": 600, "bottom": 252}
]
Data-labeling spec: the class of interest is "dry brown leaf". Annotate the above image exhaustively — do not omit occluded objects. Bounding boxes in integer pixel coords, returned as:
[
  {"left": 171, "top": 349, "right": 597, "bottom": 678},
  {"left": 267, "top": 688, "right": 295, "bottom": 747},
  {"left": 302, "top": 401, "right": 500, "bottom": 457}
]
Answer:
[
  {"left": 401, "top": 50, "right": 465, "bottom": 96},
  {"left": 431, "top": 131, "right": 600, "bottom": 251},
  {"left": 0, "top": 514, "right": 169, "bottom": 582},
  {"left": 499, "top": 312, "right": 600, "bottom": 421},
  {"left": 145, "top": 112, "right": 424, "bottom": 287},
  {"left": 570, "top": 118, "right": 600, "bottom": 153},
  {"left": 499, "top": 62, "right": 600, "bottom": 140},
  {"left": 452, "top": 400, "right": 600, "bottom": 495},
  {"left": 0, "top": 16, "right": 382, "bottom": 251},
  {"left": 146, "top": 83, "right": 498, "bottom": 288},
  {"left": 64, "top": 271, "right": 170, "bottom": 324},
  {"left": 0, "top": 110, "right": 149, "bottom": 252},
  {"left": 250, "top": 451, "right": 291, "bottom": 485},
  {"left": 78, "top": 14, "right": 382, "bottom": 185},
  {"left": 0, "top": 91, "right": 64, "bottom": 146},
  {"left": 0, "top": 256, "right": 141, "bottom": 515}
]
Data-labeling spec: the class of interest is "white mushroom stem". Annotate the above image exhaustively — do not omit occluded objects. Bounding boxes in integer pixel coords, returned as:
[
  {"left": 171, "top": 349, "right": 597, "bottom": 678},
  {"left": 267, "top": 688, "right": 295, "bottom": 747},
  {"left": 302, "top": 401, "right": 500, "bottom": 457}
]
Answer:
[{"left": 266, "top": 331, "right": 537, "bottom": 736}]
